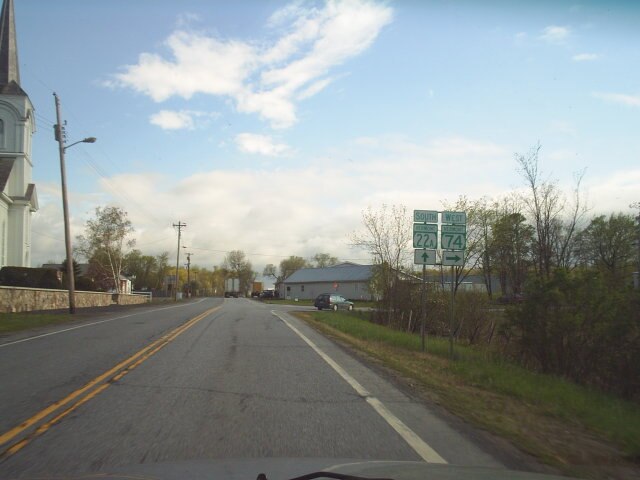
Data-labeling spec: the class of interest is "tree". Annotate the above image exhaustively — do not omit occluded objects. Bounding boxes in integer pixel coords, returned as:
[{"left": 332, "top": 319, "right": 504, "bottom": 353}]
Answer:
[
  {"left": 279, "top": 256, "right": 308, "bottom": 280},
  {"left": 575, "top": 213, "right": 636, "bottom": 282},
  {"left": 491, "top": 211, "right": 534, "bottom": 297},
  {"left": 76, "top": 206, "right": 135, "bottom": 293},
  {"left": 123, "top": 250, "right": 171, "bottom": 291},
  {"left": 516, "top": 144, "right": 586, "bottom": 278},
  {"left": 351, "top": 204, "right": 411, "bottom": 320},
  {"left": 263, "top": 263, "right": 277, "bottom": 280},
  {"left": 313, "top": 253, "right": 338, "bottom": 268},
  {"left": 222, "top": 250, "right": 255, "bottom": 295}
]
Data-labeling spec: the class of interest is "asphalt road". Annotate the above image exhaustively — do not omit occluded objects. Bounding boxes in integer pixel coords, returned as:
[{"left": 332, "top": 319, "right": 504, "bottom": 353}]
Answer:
[{"left": 0, "top": 298, "right": 524, "bottom": 478}]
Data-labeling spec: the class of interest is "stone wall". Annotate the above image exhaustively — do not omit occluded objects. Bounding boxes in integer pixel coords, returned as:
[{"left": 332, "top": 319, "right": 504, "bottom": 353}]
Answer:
[{"left": 0, "top": 286, "right": 150, "bottom": 313}]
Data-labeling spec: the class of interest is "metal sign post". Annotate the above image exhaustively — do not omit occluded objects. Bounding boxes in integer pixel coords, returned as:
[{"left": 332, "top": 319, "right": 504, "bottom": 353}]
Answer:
[{"left": 413, "top": 209, "right": 467, "bottom": 357}]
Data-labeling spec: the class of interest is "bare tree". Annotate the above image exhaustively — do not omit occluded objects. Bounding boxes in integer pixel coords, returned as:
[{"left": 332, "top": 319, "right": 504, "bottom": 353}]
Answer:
[
  {"left": 76, "top": 206, "right": 135, "bottom": 293},
  {"left": 351, "top": 204, "right": 411, "bottom": 319},
  {"left": 516, "top": 144, "right": 587, "bottom": 278}
]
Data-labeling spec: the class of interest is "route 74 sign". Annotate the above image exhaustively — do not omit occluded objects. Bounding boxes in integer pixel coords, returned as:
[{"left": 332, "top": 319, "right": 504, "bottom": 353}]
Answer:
[
  {"left": 440, "top": 224, "right": 466, "bottom": 250},
  {"left": 414, "top": 249, "right": 436, "bottom": 265}
]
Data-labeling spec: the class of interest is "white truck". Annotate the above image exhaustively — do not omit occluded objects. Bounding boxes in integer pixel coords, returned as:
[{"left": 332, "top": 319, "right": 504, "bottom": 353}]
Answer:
[{"left": 224, "top": 278, "right": 240, "bottom": 298}]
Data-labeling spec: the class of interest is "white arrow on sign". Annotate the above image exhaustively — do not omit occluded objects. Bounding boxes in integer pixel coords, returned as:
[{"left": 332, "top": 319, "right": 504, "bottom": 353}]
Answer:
[
  {"left": 414, "top": 249, "right": 437, "bottom": 265},
  {"left": 442, "top": 251, "right": 464, "bottom": 266}
]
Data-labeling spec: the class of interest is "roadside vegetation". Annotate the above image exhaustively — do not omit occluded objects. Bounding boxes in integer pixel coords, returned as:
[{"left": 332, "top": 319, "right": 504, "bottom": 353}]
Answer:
[
  {"left": 296, "top": 309, "right": 640, "bottom": 479},
  {"left": 0, "top": 312, "right": 76, "bottom": 334},
  {"left": 338, "top": 145, "right": 640, "bottom": 478}
]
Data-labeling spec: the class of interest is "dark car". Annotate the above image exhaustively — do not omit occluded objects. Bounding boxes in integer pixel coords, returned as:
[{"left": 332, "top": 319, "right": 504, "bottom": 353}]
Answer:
[{"left": 314, "top": 293, "right": 354, "bottom": 311}]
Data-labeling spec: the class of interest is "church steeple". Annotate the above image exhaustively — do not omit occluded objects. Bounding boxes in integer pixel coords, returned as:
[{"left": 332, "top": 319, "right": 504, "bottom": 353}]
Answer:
[{"left": 0, "top": 0, "right": 25, "bottom": 95}]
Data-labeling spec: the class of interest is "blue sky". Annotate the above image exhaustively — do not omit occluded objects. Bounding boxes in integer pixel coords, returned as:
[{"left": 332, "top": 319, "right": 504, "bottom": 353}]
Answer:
[{"left": 15, "top": 0, "right": 640, "bottom": 272}]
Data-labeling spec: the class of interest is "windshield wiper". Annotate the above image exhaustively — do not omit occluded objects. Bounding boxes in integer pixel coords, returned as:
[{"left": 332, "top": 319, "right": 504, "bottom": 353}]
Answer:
[{"left": 257, "top": 472, "right": 394, "bottom": 480}]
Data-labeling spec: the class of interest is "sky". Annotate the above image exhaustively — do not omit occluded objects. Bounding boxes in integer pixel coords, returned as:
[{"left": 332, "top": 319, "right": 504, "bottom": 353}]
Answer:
[{"left": 14, "top": 0, "right": 640, "bottom": 278}]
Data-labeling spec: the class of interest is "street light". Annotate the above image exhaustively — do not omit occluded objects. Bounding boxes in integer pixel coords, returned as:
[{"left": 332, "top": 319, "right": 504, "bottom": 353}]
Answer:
[{"left": 54, "top": 93, "right": 97, "bottom": 314}]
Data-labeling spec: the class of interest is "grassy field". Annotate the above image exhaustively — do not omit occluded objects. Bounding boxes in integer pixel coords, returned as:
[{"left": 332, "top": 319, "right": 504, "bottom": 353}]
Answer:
[
  {"left": 294, "top": 310, "right": 640, "bottom": 480},
  {"left": 0, "top": 312, "right": 77, "bottom": 334}
]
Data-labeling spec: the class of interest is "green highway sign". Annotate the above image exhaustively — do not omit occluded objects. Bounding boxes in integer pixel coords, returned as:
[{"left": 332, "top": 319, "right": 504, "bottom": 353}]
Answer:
[
  {"left": 414, "top": 249, "right": 437, "bottom": 265},
  {"left": 413, "top": 231, "right": 437, "bottom": 249},
  {"left": 414, "top": 210, "right": 438, "bottom": 223},
  {"left": 413, "top": 223, "right": 438, "bottom": 233},
  {"left": 441, "top": 224, "right": 466, "bottom": 234},
  {"left": 442, "top": 252, "right": 464, "bottom": 266},
  {"left": 442, "top": 211, "right": 466, "bottom": 225},
  {"left": 441, "top": 230, "right": 466, "bottom": 250}
]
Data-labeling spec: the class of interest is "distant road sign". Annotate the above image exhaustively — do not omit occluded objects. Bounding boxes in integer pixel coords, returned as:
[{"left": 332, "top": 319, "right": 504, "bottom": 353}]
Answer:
[
  {"left": 442, "top": 252, "right": 464, "bottom": 266},
  {"left": 414, "top": 210, "right": 438, "bottom": 223},
  {"left": 441, "top": 229, "right": 466, "bottom": 250},
  {"left": 414, "top": 249, "right": 437, "bottom": 265},
  {"left": 413, "top": 231, "right": 437, "bottom": 249},
  {"left": 442, "top": 211, "right": 466, "bottom": 225},
  {"left": 441, "top": 224, "right": 466, "bottom": 234},
  {"left": 413, "top": 223, "right": 438, "bottom": 233}
]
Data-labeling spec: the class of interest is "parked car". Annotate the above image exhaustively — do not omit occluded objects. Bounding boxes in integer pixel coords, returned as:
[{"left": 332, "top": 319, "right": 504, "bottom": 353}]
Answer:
[
  {"left": 314, "top": 293, "right": 354, "bottom": 311},
  {"left": 251, "top": 291, "right": 261, "bottom": 298},
  {"left": 260, "top": 290, "right": 275, "bottom": 299}
]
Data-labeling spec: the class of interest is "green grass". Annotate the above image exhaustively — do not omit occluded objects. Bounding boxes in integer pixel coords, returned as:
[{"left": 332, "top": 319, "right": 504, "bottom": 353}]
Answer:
[
  {"left": 0, "top": 312, "right": 76, "bottom": 334},
  {"left": 305, "top": 311, "right": 640, "bottom": 463}
]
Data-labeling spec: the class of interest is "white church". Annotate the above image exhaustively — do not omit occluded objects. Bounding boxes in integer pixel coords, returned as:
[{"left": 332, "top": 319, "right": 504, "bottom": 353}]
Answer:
[{"left": 0, "top": 0, "right": 38, "bottom": 268}]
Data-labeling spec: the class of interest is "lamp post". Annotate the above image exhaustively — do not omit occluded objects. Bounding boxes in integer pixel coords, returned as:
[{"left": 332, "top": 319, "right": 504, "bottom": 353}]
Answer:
[{"left": 54, "top": 93, "right": 96, "bottom": 314}]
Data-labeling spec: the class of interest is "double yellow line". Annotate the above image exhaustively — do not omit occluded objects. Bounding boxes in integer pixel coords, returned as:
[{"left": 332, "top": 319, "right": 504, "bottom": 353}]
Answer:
[{"left": 0, "top": 304, "right": 220, "bottom": 460}]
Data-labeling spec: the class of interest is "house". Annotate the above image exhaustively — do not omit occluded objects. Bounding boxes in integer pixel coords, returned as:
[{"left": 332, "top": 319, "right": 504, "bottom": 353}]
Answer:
[
  {"left": 279, "top": 262, "right": 374, "bottom": 301},
  {"left": 0, "top": 0, "right": 38, "bottom": 267}
]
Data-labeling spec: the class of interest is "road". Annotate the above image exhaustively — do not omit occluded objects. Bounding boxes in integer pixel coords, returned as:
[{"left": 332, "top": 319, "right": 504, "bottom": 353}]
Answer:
[{"left": 0, "top": 298, "right": 526, "bottom": 478}]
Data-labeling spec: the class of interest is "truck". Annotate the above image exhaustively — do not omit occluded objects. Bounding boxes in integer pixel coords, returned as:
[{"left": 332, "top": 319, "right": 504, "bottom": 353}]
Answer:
[
  {"left": 224, "top": 278, "right": 240, "bottom": 298},
  {"left": 251, "top": 281, "right": 263, "bottom": 297}
]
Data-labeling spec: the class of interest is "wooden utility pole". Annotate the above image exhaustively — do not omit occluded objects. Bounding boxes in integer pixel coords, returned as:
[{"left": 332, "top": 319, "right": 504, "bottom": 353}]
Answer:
[{"left": 173, "top": 222, "right": 186, "bottom": 300}]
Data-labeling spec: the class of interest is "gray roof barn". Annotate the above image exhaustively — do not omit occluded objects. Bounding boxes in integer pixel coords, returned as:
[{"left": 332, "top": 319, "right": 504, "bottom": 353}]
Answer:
[{"left": 283, "top": 262, "right": 373, "bottom": 284}]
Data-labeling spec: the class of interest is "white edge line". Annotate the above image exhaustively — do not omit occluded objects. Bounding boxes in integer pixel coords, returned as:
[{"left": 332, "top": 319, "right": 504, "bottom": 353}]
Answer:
[
  {"left": 271, "top": 309, "right": 448, "bottom": 465},
  {"left": 0, "top": 298, "right": 208, "bottom": 348}
]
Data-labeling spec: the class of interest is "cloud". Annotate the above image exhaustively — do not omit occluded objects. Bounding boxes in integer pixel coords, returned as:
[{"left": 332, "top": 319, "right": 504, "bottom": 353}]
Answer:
[
  {"left": 110, "top": 0, "right": 393, "bottom": 129},
  {"left": 572, "top": 53, "right": 600, "bottom": 62},
  {"left": 150, "top": 110, "right": 195, "bottom": 130},
  {"left": 149, "top": 110, "right": 219, "bottom": 130},
  {"left": 33, "top": 135, "right": 516, "bottom": 273},
  {"left": 592, "top": 92, "right": 640, "bottom": 107},
  {"left": 235, "top": 133, "right": 291, "bottom": 156},
  {"left": 539, "top": 25, "right": 570, "bottom": 44}
]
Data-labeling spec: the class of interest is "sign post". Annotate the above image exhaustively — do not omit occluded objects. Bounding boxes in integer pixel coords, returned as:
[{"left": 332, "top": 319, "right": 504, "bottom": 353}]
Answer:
[
  {"left": 413, "top": 209, "right": 467, "bottom": 356},
  {"left": 414, "top": 211, "right": 438, "bottom": 352},
  {"left": 441, "top": 211, "right": 467, "bottom": 360}
]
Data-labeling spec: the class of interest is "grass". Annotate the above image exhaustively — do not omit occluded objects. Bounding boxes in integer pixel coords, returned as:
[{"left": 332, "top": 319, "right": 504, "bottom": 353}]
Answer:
[
  {"left": 295, "top": 310, "right": 640, "bottom": 479},
  {"left": 0, "top": 312, "right": 77, "bottom": 334}
]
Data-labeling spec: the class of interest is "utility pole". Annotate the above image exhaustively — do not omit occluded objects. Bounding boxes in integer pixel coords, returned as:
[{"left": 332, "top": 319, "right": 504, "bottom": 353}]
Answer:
[
  {"left": 635, "top": 211, "right": 640, "bottom": 289},
  {"left": 185, "top": 251, "right": 192, "bottom": 298},
  {"left": 173, "top": 222, "right": 186, "bottom": 300},
  {"left": 54, "top": 93, "right": 76, "bottom": 313}
]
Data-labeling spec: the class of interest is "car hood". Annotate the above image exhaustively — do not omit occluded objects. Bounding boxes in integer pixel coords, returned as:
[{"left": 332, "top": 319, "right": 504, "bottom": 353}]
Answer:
[{"left": 52, "top": 458, "right": 576, "bottom": 480}]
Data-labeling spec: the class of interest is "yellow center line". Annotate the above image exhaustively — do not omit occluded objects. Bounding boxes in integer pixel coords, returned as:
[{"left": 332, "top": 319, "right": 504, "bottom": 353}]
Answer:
[{"left": 0, "top": 305, "right": 220, "bottom": 458}]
